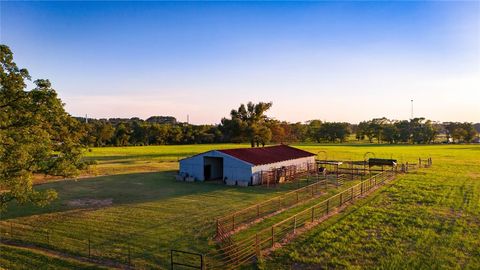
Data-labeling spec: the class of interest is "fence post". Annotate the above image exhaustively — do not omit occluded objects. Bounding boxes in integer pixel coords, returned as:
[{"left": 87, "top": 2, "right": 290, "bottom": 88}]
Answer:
[
  {"left": 340, "top": 193, "right": 343, "bottom": 206},
  {"left": 255, "top": 233, "right": 260, "bottom": 258},
  {"left": 311, "top": 207, "right": 315, "bottom": 222},
  {"left": 296, "top": 192, "right": 299, "bottom": 204},
  {"left": 10, "top": 222, "right": 13, "bottom": 238},
  {"left": 361, "top": 182, "right": 364, "bottom": 195},
  {"left": 271, "top": 226, "right": 275, "bottom": 247},
  {"left": 88, "top": 236, "right": 91, "bottom": 258},
  {"left": 293, "top": 216, "right": 297, "bottom": 234},
  {"left": 326, "top": 199, "right": 330, "bottom": 214},
  {"left": 46, "top": 230, "right": 50, "bottom": 245},
  {"left": 419, "top": 158, "right": 422, "bottom": 167},
  {"left": 216, "top": 219, "right": 219, "bottom": 237},
  {"left": 232, "top": 214, "right": 235, "bottom": 231},
  {"left": 257, "top": 205, "right": 260, "bottom": 218},
  {"left": 171, "top": 250, "right": 174, "bottom": 270},
  {"left": 201, "top": 254, "right": 205, "bottom": 270},
  {"left": 350, "top": 162, "right": 354, "bottom": 180},
  {"left": 128, "top": 245, "right": 131, "bottom": 266}
]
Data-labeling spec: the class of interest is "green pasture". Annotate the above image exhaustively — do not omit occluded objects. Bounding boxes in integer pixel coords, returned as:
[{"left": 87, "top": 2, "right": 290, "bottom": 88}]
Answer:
[
  {"left": 264, "top": 144, "right": 480, "bottom": 269},
  {"left": 1, "top": 144, "right": 479, "bottom": 269}
]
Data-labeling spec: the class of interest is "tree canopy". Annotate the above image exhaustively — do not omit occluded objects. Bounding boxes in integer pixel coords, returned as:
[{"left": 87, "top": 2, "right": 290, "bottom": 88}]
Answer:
[
  {"left": 222, "top": 101, "right": 273, "bottom": 147},
  {"left": 0, "top": 45, "right": 84, "bottom": 212}
]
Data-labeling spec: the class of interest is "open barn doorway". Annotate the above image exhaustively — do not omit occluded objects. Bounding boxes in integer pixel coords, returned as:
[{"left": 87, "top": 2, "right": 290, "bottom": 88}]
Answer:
[{"left": 203, "top": 157, "right": 224, "bottom": 180}]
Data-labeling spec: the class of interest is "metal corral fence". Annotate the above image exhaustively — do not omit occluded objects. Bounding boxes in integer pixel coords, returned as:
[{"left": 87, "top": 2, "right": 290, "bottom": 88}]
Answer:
[
  {"left": 207, "top": 170, "right": 398, "bottom": 269},
  {"left": 216, "top": 178, "right": 329, "bottom": 239},
  {"left": 257, "top": 162, "right": 318, "bottom": 186}
]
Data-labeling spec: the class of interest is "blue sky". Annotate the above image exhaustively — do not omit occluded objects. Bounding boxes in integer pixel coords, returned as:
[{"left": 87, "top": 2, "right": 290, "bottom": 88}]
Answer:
[{"left": 1, "top": 1, "right": 479, "bottom": 124}]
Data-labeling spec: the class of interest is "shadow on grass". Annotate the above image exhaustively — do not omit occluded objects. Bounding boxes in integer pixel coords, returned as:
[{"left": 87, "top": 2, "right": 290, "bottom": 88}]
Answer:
[
  {"left": 83, "top": 152, "right": 198, "bottom": 162},
  {"left": 2, "top": 171, "right": 311, "bottom": 220}
]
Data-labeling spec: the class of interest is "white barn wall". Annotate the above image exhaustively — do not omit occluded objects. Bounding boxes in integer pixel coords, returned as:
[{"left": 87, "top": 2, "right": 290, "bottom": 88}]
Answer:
[{"left": 179, "top": 151, "right": 253, "bottom": 182}]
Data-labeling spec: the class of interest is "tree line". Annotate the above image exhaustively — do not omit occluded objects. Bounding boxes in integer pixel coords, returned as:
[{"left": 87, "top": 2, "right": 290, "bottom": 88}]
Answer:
[{"left": 77, "top": 107, "right": 479, "bottom": 147}]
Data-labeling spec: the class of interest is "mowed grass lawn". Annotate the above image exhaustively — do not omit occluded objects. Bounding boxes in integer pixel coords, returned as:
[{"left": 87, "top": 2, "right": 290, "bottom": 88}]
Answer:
[{"left": 1, "top": 144, "right": 479, "bottom": 269}]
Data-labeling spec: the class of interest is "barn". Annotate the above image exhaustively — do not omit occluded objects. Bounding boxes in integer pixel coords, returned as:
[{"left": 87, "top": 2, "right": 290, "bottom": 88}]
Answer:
[{"left": 178, "top": 145, "right": 316, "bottom": 186}]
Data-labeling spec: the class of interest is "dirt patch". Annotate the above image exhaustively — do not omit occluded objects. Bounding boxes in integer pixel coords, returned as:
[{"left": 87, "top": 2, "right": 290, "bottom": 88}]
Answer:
[{"left": 67, "top": 198, "right": 113, "bottom": 208}]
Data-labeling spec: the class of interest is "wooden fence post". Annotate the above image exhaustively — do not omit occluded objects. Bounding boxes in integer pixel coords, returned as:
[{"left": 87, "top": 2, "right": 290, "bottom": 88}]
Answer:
[
  {"left": 326, "top": 199, "right": 330, "bottom": 214},
  {"left": 340, "top": 193, "right": 343, "bottom": 206},
  {"left": 311, "top": 207, "right": 315, "bottom": 222},
  {"left": 201, "top": 254, "right": 205, "bottom": 270},
  {"left": 361, "top": 182, "right": 364, "bottom": 195},
  {"left": 232, "top": 215, "right": 235, "bottom": 231}
]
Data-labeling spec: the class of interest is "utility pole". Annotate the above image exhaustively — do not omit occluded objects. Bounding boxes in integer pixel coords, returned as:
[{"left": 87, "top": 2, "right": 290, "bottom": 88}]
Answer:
[{"left": 85, "top": 114, "right": 88, "bottom": 124}]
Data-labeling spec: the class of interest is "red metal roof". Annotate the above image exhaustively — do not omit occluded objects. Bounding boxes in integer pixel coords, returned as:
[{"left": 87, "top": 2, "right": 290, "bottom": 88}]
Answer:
[{"left": 219, "top": 145, "right": 315, "bottom": 166}]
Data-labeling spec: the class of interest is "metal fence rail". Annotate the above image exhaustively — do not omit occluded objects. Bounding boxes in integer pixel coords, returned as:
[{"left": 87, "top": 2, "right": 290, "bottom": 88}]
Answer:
[
  {"left": 208, "top": 170, "right": 400, "bottom": 269},
  {"left": 216, "top": 176, "right": 331, "bottom": 238}
]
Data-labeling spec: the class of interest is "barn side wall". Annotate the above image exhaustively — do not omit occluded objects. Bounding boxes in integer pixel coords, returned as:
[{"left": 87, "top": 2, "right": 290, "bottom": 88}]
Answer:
[{"left": 179, "top": 151, "right": 253, "bottom": 182}]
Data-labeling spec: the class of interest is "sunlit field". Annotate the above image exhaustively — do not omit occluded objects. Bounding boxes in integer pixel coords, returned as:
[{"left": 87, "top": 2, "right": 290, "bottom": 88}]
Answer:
[{"left": 1, "top": 144, "right": 479, "bottom": 269}]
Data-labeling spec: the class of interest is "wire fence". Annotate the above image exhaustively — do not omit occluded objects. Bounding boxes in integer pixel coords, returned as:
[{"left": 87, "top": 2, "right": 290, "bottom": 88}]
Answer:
[{"left": 0, "top": 221, "right": 159, "bottom": 268}]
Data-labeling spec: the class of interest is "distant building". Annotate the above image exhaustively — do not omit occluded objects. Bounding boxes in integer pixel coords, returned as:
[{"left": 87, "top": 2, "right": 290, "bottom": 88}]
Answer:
[{"left": 178, "top": 145, "right": 316, "bottom": 186}]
